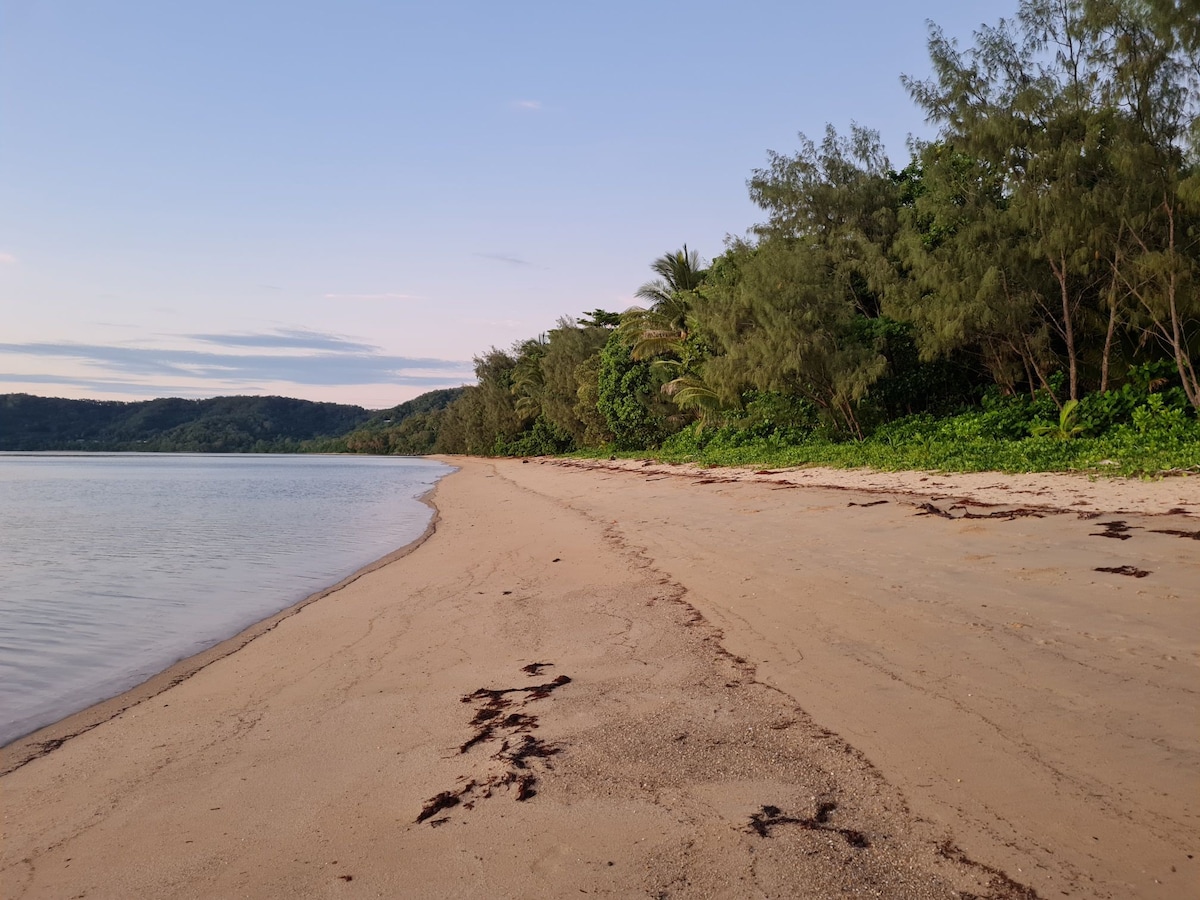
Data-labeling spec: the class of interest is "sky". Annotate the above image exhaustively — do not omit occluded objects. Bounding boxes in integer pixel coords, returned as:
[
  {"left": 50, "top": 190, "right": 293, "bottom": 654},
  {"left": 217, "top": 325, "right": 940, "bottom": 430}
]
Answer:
[{"left": 0, "top": 0, "right": 1010, "bottom": 410}]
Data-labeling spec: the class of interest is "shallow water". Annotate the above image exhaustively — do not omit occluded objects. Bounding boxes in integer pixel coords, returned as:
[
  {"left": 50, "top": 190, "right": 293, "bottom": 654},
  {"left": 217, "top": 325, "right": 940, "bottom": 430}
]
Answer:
[{"left": 0, "top": 453, "right": 453, "bottom": 745}]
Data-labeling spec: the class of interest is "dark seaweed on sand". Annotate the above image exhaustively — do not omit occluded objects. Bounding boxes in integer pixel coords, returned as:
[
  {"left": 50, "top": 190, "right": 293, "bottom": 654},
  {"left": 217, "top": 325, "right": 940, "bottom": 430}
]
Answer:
[
  {"left": 416, "top": 666, "right": 569, "bottom": 824},
  {"left": 746, "top": 801, "right": 869, "bottom": 848},
  {"left": 1095, "top": 565, "right": 1150, "bottom": 577}
]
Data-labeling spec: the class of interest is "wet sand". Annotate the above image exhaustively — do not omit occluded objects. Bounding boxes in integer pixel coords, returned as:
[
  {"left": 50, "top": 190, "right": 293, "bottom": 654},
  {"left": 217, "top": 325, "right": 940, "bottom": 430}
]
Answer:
[{"left": 2, "top": 458, "right": 1197, "bottom": 898}]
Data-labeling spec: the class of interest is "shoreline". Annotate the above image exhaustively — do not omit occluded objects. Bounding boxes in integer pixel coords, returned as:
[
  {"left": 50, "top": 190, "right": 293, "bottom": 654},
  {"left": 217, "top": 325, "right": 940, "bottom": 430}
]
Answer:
[
  {"left": 547, "top": 456, "right": 1200, "bottom": 518},
  {"left": 0, "top": 482, "right": 447, "bottom": 776},
  {"left": 4, "top": 457, "right": 1195, "bottom": 898}
]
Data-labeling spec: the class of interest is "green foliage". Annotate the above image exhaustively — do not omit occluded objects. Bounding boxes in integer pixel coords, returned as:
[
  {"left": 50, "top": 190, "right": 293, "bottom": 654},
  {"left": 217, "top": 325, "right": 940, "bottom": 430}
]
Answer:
[
  {"left": 313, "top": 388, "right": 464, "bottom": 455},
  {"left": 696, "top": 239, "right": 889, "bottom": 437},
  {"left": 499, "top": 417, "right": 575, "bottom": 457},
  {"left": 1131, "top": 394, "right": 1197, "bottom": 441},
  {"left": 434, "top": 348, "right": 524, "bottom": 454},
  {"left": 633, "top": 245, "right": 706, "bottom": 323},
  {"left": 579, "top": 309, "right": 622, "bottom": 329},
  {"left": 720, "top": 390, "right": 819, "bottom": 444},
  {"left": 849, "top": 317, "right": 985, "bottom": 423},
  {"left": 539, "top": 318, "right": 611, "bottom": 445},
  {"left": 596, "top": 334, "right": 671, "bottom": 450},
  {"left": 1030, "top": 400, "right": 1086, "bottom": 441},
  {"left": 573, "top": 354, "right": 612, "bottom": 447},
  {"left": 596, "top": 399, "right": 1198, "bottom": 477},
  {"left": 511, "top": 335, "right": 550, "bottom": 421},
  {"left": 749, "top": 123, "right": 901, "bottom": 320},
  {"left": 968, "top": 389, "right": 1058, "bottom": 440},
  {"left": 899, "top": 0, "right": 1200, "bottom": 404}
]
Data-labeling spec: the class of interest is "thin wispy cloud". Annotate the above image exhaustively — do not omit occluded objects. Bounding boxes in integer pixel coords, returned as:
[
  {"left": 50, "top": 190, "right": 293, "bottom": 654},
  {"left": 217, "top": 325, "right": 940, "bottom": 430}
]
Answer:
[
  {"left": 0, "top": 338, "right": 473, "bottom": 389},
  {"left": 323, "top": 291, "right": 425, "bottom": 301},
  {"left": 473, "top": 252, "right": 539, "bottom": 268},
  {"left": 0, "top": 372, "right": 224, "bottom": 398},
  {"left": 183, "top": 329, "right": 379, "bottom": 353},
  {"left": 513, "top": 99, "right": 542, "bottom": 111},
  {"left": 0, "top": 252, "right": 17, "bottom": 266}
]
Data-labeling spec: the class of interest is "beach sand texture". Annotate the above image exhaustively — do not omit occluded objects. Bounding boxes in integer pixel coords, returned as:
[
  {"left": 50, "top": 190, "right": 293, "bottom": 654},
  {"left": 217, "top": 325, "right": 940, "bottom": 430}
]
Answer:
[{"left": 2, "top": 458, "right": 1197, "bottom": 899}]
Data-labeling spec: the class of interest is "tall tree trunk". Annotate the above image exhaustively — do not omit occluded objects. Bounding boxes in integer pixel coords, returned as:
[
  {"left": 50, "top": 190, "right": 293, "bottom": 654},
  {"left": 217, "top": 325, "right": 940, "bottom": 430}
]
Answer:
[
  {"left": 1022, "top": 333, "right": 1060, "bottom": 406},
  {"left": 1123, "top": 198, "right": 1200, "bottom": 410},
  {"left": 1101, "top": 235, "right": 1130, "bottom": 395},
  {"left": 1166, "top": 272, "right": 1200, "bottom": 409},
  {"left": 1100, "top": 287, "right": 1118, "bottom": 393},
  {"left": 1050, "top": 254, "right": 1079, "bottom": 401},
  {"left": 1163, "top": 206, "right": 1200, "bottom": 410}
]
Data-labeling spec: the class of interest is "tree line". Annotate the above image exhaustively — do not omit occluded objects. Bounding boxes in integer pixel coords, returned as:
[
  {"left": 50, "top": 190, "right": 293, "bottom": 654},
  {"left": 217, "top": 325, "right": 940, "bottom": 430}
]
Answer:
[
  {"left": 0, "top": 392, "right": 463, "bottom": 453},
  {"left": 0, "top": 394, "right": 375, "bottom": 452},
  {"left": 432, "top": 0, "right": 1199, "bottom": 459}
]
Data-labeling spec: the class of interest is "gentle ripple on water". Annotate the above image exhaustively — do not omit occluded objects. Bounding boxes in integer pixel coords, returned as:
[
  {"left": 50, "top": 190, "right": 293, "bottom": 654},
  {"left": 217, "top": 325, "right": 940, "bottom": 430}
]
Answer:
[{"left": 0, "top": 453, "right": 453, "bottom": 745}]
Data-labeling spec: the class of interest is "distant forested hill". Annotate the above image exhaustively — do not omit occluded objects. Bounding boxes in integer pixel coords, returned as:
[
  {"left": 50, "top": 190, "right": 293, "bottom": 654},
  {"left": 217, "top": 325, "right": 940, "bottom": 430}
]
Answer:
[
  {"left": 0, "top": 390, "right": 467, "bottom": 453},
  {"left": 0, "top": 394, "right": 374, "bottom": 452},
  {"left": 306, "top": 387, "right": 464, "bottom": 455}
]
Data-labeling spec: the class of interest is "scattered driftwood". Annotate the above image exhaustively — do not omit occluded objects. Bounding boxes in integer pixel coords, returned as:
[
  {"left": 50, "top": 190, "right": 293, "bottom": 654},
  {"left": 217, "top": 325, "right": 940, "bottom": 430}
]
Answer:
[
  {"left": 915, "top": 502, "right": 1044, "bottom": 520},
  {"left": 848, "top": 500, "right": 889, "bottom": 508},
  {"left": 916, "top": 502, "right": 955, "bottom": 519},
  {"left": 961, "top": 507, "right": 1045, "bottom": 519}
]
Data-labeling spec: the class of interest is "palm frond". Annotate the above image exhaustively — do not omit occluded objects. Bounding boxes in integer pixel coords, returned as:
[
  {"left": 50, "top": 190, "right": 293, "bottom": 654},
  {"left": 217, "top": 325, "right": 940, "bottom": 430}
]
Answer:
[
  {"left": 632, "top": 332, "right": 684, "bottom": 361},
  {"left": 635, "top": 281, "right": 673, "bottom": 307},
  {"left": 662, "top": 375, "right": 722, "bottom": 412}
]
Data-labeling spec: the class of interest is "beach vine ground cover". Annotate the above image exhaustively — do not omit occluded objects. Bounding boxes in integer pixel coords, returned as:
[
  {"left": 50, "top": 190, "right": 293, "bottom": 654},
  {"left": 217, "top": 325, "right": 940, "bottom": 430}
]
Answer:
[{"left": 615, "top": 387, "right": 1200, "bottom": 477}]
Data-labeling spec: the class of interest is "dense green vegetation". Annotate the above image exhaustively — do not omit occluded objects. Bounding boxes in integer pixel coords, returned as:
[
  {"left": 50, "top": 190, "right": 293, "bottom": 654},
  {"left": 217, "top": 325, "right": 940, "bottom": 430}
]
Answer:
[
  {"left": 432, "top": 0, "right": 1200, "bottom": 475},
  {"left": 0, "top": 389, "right": 466, "bottom": 454},
  {"left": 0, "top": 394, "right": 373, "bottom": 452},
  {"left": 304, "top": 388, "right": 464, "bottom": 455}
]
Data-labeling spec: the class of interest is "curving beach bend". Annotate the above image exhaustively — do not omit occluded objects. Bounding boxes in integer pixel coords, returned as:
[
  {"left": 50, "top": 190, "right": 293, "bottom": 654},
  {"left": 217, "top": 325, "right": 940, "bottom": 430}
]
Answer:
[{"left": 2, "top": 458, "right": 1197, "bottom": 899}]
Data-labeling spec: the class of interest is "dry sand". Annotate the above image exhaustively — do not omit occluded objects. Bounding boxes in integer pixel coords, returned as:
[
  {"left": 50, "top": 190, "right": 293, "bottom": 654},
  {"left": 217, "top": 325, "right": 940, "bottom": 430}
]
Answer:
[{"left": 2, "top": 458, "right": 1197, "bottom": 899}]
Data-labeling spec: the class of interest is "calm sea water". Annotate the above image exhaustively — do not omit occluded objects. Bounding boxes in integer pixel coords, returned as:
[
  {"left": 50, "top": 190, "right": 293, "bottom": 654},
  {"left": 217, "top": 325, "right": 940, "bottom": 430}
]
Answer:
[{"left": 0, "top": 453, "right": 454, "bottom": 746}]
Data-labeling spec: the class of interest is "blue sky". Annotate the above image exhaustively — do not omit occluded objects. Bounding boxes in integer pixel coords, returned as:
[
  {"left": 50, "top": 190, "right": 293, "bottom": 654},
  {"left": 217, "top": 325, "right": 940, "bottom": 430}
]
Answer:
[{"left": 1, "top": 0, "right": 1007, "bottom": 408}]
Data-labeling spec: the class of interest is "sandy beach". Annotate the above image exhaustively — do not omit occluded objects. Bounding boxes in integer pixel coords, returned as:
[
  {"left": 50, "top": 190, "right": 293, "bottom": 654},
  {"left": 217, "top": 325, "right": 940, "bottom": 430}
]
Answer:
[{"left": 2, "top": 458, "right": 1197, "bottom": 899}]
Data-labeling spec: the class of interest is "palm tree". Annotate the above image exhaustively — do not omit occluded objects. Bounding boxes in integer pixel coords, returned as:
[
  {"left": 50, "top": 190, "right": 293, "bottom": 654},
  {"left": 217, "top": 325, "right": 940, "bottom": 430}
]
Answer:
[
  {"left": 510, "top": 335, "right": 548, "bottom": 421},
  {"left": 635, "top": 244, "right": 705, "bottom": 334},
  {"left": 621, "top": 245, "right": 706, "bottom": 360},
  {"left": 660, "top": 369, "right": 722, "bottom": 427},
  {"left": 620, "top": 246, "right": 724, "bottom": 427}
]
